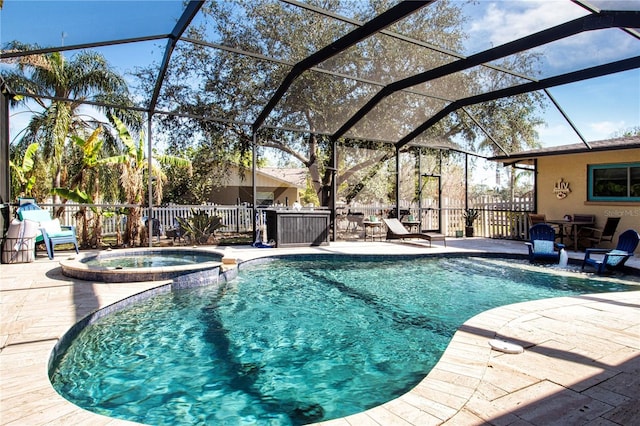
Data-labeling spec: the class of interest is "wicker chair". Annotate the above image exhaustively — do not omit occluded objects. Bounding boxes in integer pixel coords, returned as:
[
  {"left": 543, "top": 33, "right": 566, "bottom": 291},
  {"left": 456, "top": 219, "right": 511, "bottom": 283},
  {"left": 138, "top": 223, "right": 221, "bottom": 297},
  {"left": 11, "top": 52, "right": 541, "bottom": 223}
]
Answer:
[{"left": 578, "top": 217, "right": 620, "bottom": 248}]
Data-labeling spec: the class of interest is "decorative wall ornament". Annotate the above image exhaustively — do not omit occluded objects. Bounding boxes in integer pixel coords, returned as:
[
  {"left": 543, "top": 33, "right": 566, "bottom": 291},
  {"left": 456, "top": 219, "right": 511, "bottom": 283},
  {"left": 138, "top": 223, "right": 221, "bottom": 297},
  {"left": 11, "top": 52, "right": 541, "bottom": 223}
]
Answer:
[{"left": 553, "top": 178, "right": 571, "bottom": 199}]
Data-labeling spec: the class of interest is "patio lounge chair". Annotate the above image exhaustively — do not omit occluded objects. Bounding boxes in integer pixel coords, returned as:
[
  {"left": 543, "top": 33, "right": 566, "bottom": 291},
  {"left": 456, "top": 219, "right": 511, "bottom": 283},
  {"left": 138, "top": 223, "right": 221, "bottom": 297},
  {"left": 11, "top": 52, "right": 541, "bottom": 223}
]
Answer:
[
  {"left": 525, "top": 223, "right": 565, "bottom": 262},
  {"left": 581, "top": 229, "right": 639, "bottom": 274},
  {"left": 383, "top": 218, "right": 446, "bottom": 247},
  {"left": 17, "top": 203, "right": 79, "bottom": 260}
]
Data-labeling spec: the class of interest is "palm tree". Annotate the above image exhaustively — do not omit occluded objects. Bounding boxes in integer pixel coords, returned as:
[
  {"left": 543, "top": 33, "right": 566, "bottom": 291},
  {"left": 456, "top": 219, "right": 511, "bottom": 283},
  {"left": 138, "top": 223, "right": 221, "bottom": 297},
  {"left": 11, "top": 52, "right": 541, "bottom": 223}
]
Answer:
[
  {"left": 2, "top": 43, "right": 138, "bottom": 211},
  {"left": 52, "top": 127, "right": 109, "bottom": 247},
  {"left": 108, "top": 116, "right": 191, "bottom": 246}
]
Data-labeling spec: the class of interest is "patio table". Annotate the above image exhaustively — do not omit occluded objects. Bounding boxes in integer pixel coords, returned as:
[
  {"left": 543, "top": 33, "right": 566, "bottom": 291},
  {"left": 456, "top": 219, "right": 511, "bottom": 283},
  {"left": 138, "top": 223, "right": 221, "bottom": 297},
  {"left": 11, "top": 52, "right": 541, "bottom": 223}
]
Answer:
[
  {"left": 363, "top": 220, "right": 384, "bottom": 241},
  {"left": 546, "top": 219, "right": 594, "bottom": 251},
  {"left": 401, "top": 220, "right": 421, "bottom": 233}
]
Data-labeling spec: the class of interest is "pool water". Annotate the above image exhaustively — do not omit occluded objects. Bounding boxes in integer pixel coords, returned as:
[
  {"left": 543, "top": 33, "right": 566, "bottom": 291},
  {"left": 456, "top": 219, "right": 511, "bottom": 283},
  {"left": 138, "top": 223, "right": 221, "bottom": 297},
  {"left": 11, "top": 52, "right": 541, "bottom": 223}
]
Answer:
[
  {"left": 50, "top": 256, "right": 636, "bottom": 425},
  {"left": 83, "top": 253, "right": 219, "bottom": 268}
]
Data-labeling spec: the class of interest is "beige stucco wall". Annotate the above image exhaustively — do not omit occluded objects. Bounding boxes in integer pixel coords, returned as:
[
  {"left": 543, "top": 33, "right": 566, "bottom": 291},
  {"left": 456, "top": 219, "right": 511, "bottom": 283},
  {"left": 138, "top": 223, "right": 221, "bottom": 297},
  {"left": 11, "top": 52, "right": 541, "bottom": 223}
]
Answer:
[
  {"left": 210, "top": 186, "right": 301, "bottom": 206},
  {"left": 537, "top": 148, "right": 640, "bottom": 250},
  {"left": 207, "top": 166, "right": 304, "bottom": 206}
]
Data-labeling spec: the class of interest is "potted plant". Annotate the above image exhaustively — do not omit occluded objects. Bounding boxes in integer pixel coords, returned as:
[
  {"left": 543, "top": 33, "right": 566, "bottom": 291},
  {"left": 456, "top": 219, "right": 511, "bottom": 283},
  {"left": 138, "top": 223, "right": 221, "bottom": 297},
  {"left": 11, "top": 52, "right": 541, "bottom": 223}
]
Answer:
[{"left": 463, "top": 208, "right": 480, "bottom": 237}]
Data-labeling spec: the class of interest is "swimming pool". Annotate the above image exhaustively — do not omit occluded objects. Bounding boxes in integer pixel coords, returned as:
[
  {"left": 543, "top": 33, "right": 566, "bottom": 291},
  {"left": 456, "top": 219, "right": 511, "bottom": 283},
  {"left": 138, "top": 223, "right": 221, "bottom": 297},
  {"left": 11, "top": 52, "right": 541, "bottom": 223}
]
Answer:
[{"left": 49, "top": 255, "right": 637, "bottom": 425}]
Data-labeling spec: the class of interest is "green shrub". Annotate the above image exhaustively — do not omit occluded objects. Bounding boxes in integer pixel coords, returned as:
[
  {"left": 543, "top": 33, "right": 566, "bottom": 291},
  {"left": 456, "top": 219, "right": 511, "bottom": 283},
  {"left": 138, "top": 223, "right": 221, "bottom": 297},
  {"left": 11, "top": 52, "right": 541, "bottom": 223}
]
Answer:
[{"left": 176, "top": 209, "right": 224, "bottom": 244}]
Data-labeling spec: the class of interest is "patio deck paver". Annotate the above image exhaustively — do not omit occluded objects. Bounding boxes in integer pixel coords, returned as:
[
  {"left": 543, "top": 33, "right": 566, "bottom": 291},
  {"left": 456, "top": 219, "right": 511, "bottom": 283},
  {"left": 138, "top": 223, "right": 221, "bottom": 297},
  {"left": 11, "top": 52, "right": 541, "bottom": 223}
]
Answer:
[{"left": 1, "top": 239, "right": 638, "bottom": 426}]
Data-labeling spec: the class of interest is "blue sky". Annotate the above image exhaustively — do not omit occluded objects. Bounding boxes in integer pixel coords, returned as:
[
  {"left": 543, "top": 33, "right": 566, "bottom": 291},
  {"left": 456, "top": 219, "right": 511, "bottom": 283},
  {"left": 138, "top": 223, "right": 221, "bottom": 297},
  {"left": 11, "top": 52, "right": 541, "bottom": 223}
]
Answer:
[
  {"left": 2, "top": 0, "right": 639, "bottom": 148},
  {"left": 464, "top": 0, "right": 640, "bottom": 145}
]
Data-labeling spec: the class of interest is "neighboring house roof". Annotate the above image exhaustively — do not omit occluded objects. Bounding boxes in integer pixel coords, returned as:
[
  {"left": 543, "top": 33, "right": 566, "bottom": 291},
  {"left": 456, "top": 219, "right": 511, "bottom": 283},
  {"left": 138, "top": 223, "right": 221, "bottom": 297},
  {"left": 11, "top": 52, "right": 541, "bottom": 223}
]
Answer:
[
  {"left": 490, "top": 136, "right": 640, "bottom": 165},
  {"left": 218, "top": 165, "right": 307, "bottom": 189},
  {"left": 258, "top": 167, "right": 307, "bottom": 188}
]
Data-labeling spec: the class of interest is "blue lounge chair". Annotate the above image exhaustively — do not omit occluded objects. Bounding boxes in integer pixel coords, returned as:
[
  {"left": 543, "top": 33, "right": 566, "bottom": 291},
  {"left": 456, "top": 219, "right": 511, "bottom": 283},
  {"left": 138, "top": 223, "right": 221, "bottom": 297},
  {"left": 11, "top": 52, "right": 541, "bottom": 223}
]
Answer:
[
  {"left": 17, "top": 203, "right": 79, "bottom": 259},
  {"left": 526, "top": 223, "right": 565, "bottom": 262},
  {"left": 581, "top": 229, "right": 639, "bottom": 274}
]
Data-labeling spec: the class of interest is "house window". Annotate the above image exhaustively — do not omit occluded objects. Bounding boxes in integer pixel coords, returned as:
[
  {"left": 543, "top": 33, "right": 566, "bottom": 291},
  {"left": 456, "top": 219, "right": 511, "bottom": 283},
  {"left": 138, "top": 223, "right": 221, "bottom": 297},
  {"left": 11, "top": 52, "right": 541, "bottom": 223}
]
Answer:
[
  {"left": 588, "top": 163, "right": 640, "bottom": 201},
  {"left": 256, "top": 191, "right": 274, "bottom": 207}
]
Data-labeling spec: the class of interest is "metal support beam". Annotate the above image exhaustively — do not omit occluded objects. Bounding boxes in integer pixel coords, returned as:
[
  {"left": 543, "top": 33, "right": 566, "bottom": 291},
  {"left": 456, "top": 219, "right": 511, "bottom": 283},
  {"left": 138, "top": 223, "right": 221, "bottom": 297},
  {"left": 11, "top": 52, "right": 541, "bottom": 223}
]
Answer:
[
  {"left": 461, "top": 107, "right": 509, "bottom": 156},
  {"left": 572, "top": 0, "right": 640, "bottom": 40},
  {"left": 148, "top": 0, "right": 203, "bottom": 114},
  {"left": 0, "top": 77, "right": 14, "bottom": 208},
  {"left": 181, "top": 35, "right": 451, "bottom": 104},
  {"left": 437, "top": 152, "right": 443, "bottom": 233},
  {"left": 332, "top": 10, "right": 639, "bottom": 142},
  {"left": 0, "top": 35, "right": 169, "bottom": 61},
  {"left": 396, "top": 55, "right": 640, "bottom": 149},
  {"left": 465, "top": 153, "right": 469, "bottom": 211},
  {"left": 147, "top": 115, "right": 153, "bottom": 247},
  {"left": 252, "top": 132, "right": 258, "bottom": 242},
  {"left": 282, "top": 0, "right": 535, "bottom": 81},
  {"left": 533, "top": 159, "right": 539, "bottom": 213},
  {"left": 395, "top": 145, "right": 400, "bottom": 221},
  {"left": 417, "top": 150, "right": 422, "bottom": 214},
  {"left": 543, "top": 89, "right": 590, "bottom": 149},
  {"left": 331, "top": 138, "right": 337, "bottom": 242},
  {"left": 252, "top": 1, "right": 431, "bottom": 132}
]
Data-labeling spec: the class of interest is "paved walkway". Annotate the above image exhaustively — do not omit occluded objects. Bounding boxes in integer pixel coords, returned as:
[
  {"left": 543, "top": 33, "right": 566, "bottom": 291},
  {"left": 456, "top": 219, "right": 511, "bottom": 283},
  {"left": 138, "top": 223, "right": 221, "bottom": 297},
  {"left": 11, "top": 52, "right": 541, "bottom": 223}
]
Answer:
[{"left": 1, "top": 239, "right": 638, "bottom": 425}]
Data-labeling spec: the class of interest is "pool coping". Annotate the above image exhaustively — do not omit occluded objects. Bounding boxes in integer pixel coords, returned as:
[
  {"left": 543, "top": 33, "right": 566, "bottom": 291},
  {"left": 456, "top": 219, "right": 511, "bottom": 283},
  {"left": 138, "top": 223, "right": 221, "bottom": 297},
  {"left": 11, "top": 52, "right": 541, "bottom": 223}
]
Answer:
[
  {"left": 59, "top": 247, "right": 225, "bottom": 283},
  {"left": 317, "top": 291, "right": 640, "bottom": 425},
  {"left": 1, "top": 240, "right": 639, "bottom": 425}
]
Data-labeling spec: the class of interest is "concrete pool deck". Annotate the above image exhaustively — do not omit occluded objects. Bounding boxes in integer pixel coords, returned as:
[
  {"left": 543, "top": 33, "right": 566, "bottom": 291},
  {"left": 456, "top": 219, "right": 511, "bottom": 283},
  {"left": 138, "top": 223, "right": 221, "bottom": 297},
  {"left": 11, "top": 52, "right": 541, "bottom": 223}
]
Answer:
[{"left": 1, "top": 238, "right": 638, "bottom": 425}]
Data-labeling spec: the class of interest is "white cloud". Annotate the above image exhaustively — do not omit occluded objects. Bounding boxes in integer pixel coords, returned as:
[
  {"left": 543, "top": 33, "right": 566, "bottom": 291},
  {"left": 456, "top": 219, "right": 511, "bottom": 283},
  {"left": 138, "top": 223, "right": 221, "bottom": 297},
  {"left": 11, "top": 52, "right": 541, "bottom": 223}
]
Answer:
[
  {"left": 535, "top": 118, "right": 631, "bottom": 147},
  {"left": 589, "top": 120, "right": 628, "bottom": 139},
  {"left": 465, "top": 1, "right": 640, "bottom": 75},
  {"left": 468, "top": 1, "right": 586, "bottom": 48},
  {"left": 541, "top": 28, "right": 640, "bottom": 73},
  {"left": 535, "top": 122, "right": 584, "bottom": 147}
]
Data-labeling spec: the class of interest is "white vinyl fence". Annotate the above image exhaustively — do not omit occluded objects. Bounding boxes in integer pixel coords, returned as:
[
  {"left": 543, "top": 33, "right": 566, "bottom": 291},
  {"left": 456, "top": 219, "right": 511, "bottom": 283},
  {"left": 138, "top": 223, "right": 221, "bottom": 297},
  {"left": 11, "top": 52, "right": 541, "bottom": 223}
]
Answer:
[
  {"left": 27, "top": 195, "right": 534, "bottom": 240},
  {"left": 41, "top": 204, "right": 257, "bottom": 236}
]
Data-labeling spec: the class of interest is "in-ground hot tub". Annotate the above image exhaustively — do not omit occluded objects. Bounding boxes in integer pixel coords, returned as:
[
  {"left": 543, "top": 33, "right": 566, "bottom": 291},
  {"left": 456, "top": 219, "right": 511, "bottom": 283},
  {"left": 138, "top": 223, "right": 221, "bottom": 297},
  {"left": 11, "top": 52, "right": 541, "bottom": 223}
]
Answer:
[{"left": 60, "top": 248, "right": 224, "bottom": 283}]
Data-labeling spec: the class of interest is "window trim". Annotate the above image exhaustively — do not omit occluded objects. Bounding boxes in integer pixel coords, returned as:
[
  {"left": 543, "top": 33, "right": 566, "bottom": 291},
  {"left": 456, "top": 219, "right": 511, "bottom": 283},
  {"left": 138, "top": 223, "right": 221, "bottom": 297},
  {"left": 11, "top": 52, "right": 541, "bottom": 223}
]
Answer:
[{"left": 587, "top": 162, "right": 640, "bottom": 202}]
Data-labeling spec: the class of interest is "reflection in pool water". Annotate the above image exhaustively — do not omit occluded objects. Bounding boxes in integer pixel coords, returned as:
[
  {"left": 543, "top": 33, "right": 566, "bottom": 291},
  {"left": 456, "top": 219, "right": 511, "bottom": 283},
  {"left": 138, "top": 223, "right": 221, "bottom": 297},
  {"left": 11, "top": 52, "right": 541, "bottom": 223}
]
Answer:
[{"left": 50, "top": 255, "right": 637, "bottom": 425}]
